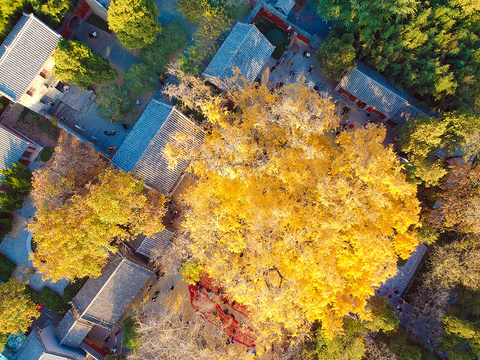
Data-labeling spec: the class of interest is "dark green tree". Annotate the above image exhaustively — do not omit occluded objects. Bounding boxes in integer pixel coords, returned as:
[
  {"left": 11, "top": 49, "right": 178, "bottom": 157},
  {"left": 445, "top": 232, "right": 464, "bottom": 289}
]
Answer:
[
  {"left": 125, "top": 62, "right": 157, "bottom": 94},
  {"left": 122, "top": 317, "right": 140, "bottom": 349},
  {"left": 304, "top": 297, "right": 399, "bottom": 359},
  {"left": 97, "top": 84, "right": 136, "bottom": 123},
  {"left": 108, "top": 0, "right": 161, "bottom": 49},
  {"left": 0, "top": 162, "right": 32, "bottom": 213},
  {"left": 396, "top": 110, "right": 480, "bottom": 186},
  {"left": 53, "top": 40, "right": 118, "bottom": 88},
  {"left": 29, "top": 0, "right": 72, "bottom": 24},
  {"left": 140, "top": 20, "right": 188, "bottom": 73},
  {"left": 315, "top": 31, "right": 356, "bottom": 81},
  {"left": 314, "top": 0, "right": 480, "bottom": 110},
  {"left": 439, "top": 289, "right": 480, "bottom": 360},
  {"left": 0, "top": 0, "right": 24, "bottom": 36}
]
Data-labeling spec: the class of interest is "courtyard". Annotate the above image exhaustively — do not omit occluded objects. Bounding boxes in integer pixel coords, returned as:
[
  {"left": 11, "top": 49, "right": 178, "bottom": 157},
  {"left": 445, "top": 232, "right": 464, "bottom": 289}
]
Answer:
[{"left": 262, "top": 37, "right": 397, "bottom": 145}]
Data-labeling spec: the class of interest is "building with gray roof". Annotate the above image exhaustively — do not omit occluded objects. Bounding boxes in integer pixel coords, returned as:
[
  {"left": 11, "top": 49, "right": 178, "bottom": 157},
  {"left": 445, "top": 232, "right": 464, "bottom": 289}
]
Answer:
[
  {"left": 0, "top": 124, "right": 41, "bottom": 189},
  {"left": 0, "top": 13, "right": 61, "bottom": 109},
  {"left": 85, "top": 0, "right": 111, "bottom": 21},
  {"left": 15, "top": 322, "right": 86, "bottom": 360},
  {"left": 203, "top": 23, "right": 275, "bottom": 90},
  {"left": 335, "top": 61, "right": 426, "bottom": 124},
  {"left": 133, "top": 228, "right": 174, "bottom": 259},
  {"left": 274, "top": 0, "right": 296, "bottom": 15},
  {"left": 56, "top": 253, "right": 153, "bottom": 348},
  {"left": 111, "top": 99, "right": 205, "bottom": 196}
]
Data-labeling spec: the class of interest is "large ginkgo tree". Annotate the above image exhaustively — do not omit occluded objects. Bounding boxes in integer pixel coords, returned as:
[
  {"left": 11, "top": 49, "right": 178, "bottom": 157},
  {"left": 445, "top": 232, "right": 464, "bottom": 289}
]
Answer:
[{"left": 168, "top": 80, "right": 420, "bottom": 344}]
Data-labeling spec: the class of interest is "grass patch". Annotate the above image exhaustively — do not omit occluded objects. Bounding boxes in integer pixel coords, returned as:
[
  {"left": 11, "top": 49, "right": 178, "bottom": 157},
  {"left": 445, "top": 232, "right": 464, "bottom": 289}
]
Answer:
[
  {"left": 254, "top": 16, "right": 288, "bottom": 60},
  {"left": 0, "top": 96, "right": 9, "bottom": 116},
  {"left": 272, "top": 44, "right": 286, "bottom": 59},
  {"left": 122, "top": 317, "right": 140, "bottom": 350},
  {"left": 86, "top": 13, "right": 112, "bottom": 33},
  {"left": 0, "top": 252, "right": 16, "bottom": 282},
  {"left": 62, "top": 276, "right": 88, "bottom": 303},
  {"left": 40, "top": 147, "right": 54, "bottom": 163},
  {"left": 25, "top": 286, "right": 70, "bottom": 314}
]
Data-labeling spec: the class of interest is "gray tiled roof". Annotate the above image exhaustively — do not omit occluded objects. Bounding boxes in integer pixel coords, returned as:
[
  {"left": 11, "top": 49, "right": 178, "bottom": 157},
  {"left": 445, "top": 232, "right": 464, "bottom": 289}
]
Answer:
[
  {"left": 73, "top": 254, "right": 152, "bottom": 325},
  {"left": 136, "top": 228, "right": 173, "bottom": 258},
  {"left": 0, "top": 124, "right": 30, "bottom": 181},
  {"left": 391, "top": 102, "right": 428, "bottom": 126},
  {"left": 274, "top": 0, "right": 295, "bottom": 15},
  {"left": 338, "top": 61, "right": 408, "bottom": 118},
  {"left": 56, "top": 310, "right": 92, "bottom": 348},
  {"left": 112, "top": 99, "right": 205, "bottom": 194},
  {"left": 204, "top": 23, "right": 275, "bottom": 88},
  {"left": 0, "top": 13, "right": 61, "bottom": 102},
  {"left": 16, "top": 322, "right": 86, "bottom": 360}
]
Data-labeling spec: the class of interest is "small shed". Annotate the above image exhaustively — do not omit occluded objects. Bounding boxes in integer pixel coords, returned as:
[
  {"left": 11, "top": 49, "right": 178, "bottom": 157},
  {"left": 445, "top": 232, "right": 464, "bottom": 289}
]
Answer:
[{"left": 274, "top": 0, "right": 296, "bottom": 16}]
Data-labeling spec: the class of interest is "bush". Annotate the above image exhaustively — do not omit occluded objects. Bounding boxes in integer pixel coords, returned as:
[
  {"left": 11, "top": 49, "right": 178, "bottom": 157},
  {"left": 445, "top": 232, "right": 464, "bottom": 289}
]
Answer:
[
  {"left": 62, "top": 276, "right": 88, "bottom": 303},
  {"left": 39, "top": 123, "right": 50, "bottom": 132},
  {"left": 0, "top": 218, "right": 12, "bottom": 240},
  {"left": 0, "top": 252, "right": 16, "bottom": 282},
  {"left": 25, "top": 286, "right": 70, "bottom": 314},
  {"left": 122, "top": 317, "right": 140, "bottom": 349},
  {"left": 140, "top": 20, "right": 189, "bottom": 73},
  {"left": 86, "top": 13, "right": 112, "bottom": 33},
  {"left": 40, "top": 147, "right": 54, "bottom": 162},
  {"left": 0, "top": 163, "right": 33, "bottom": 213}
]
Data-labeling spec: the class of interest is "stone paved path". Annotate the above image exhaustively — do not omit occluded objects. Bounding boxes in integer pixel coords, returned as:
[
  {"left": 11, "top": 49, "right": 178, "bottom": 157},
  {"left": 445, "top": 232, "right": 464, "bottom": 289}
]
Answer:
[{"left": 73, "top": 21, "right": 140, "bottom": 71}]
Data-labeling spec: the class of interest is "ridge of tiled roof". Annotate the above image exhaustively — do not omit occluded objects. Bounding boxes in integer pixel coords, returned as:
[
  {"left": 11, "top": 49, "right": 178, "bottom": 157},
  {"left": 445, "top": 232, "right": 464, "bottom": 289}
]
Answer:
[
  {"left": 136, "top": 228, "right": 174, "bottom": 258},
  {"left": 204, "top": 23, "right": 275, "bottom": 88},
  {"left": 0, "top": 13, "right": 61, "bottom": 101},
  {"left": 112, "top": 99, "right": 205, "bottom": 194},
  {"left": 72, "top": 254, "right": 152, "bottom": 325},
  {"left": 111, "top": 99, "right": 173, "bottom": 172}
]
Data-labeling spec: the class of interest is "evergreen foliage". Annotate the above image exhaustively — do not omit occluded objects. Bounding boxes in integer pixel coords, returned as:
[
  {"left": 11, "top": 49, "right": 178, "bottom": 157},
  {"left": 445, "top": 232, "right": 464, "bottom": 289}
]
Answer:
[
  {"left": 315, "top": 0, "right": 480, "bottom": 109},
  {"left": 0, "top": 162, "right": 32, "bottom": 213},
  {"left": 396, "top": 110, "right": 480, "bottom": 186},
  {"left": 140, "top": 20, "right": 188, "bottom": 73},
  {"left": 122, "top": 317, "right": 140, "bottom": 349},
  {"left": 97, "top": 84, "right": 136, "bottom": 123},
  {"left": 108, "top": 0, "right": 161, "bottom": 49},
  {"left": 177, "top": 0, "right": 230, "bottom": 74},
  {"left": 304, "top": 297, "right": 399, "bottom": 359},
  {"left": 315, "top": 30, "right": 356, "bottom": 81},
  {"left": 125, "top": 62, "right": 157, "bottom": 94},
  {"left": 53, "top": 40, "right": 118, "bottom": 89}
]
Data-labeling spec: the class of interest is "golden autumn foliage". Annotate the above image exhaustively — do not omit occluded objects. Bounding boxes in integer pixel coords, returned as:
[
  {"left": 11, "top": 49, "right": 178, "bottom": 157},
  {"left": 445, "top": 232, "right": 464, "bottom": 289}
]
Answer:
[
  {"left": 0, "top": 279, "right": 39, "bottom": 336},
  {"left": 169, "top": 81, "right": 420, "bottom": 343},
  {"left": 29, "top": 134, "right": 166, "bottom": 282}
]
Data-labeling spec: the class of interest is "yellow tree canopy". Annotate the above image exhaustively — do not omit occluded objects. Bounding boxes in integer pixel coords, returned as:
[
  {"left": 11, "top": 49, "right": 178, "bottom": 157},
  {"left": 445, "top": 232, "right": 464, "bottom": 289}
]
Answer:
[
  {"left": 0, "top": 279, "right": 39, "bottom": 335},
  {"left": 173, "top": 82, "right": 420, "bottom": 342},
  {"left": 30, "top": 136, "right": 166, "bottom": 282}
]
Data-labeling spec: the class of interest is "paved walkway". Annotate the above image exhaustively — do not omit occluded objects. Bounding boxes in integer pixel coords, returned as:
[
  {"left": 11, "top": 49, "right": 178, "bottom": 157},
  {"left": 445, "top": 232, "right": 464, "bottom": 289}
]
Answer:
[
  {"left": 264, "top": 39, "right": 397, "bottom": 144},
  {"left": 73, "top": 21, "right": 140, "bottom": 71},
  {"left": 155, "top": 0, "right": 197, "bottom": 36},
  {"left": 0, "top": 183, "right": 69, "bottom": 295},
  {"left": 55, "top": 101, "right": 131, "bottom": 154}
]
